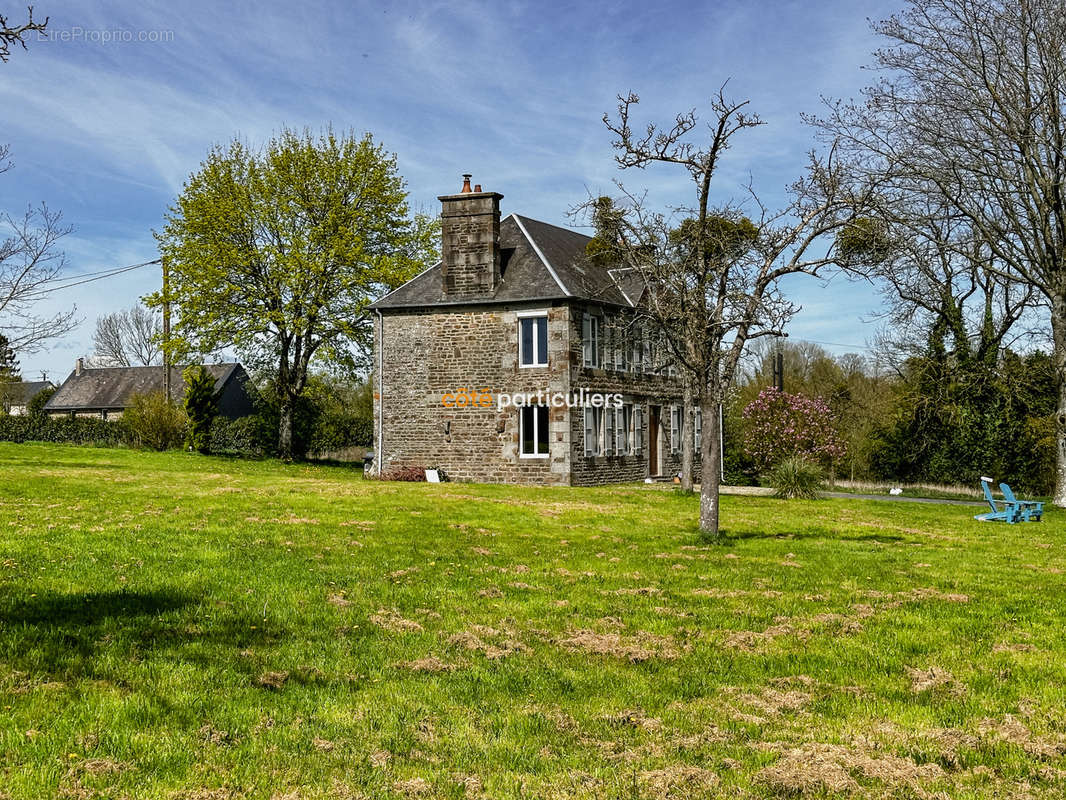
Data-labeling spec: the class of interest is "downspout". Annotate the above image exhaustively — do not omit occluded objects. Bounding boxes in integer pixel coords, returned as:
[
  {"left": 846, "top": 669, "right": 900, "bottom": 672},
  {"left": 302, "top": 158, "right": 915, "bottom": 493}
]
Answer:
[{"left": 377, "top": 309, "right": 384, "bottom": 476}]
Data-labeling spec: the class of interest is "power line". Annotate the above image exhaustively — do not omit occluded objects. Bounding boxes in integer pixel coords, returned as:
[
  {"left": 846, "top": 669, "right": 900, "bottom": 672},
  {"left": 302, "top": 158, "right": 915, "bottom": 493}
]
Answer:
[
  {"left": 792, "top": 337, "right": 876, "bottom": 353},
  {"left": 22, "top": 259, "right": 160, "bottom": 300}
]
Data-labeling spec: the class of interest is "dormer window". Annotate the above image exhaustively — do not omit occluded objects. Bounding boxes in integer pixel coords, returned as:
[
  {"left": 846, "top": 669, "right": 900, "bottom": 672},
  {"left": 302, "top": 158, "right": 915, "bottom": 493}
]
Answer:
[{"left": 518, "top": 312, "right": 548, "bottom": 367}]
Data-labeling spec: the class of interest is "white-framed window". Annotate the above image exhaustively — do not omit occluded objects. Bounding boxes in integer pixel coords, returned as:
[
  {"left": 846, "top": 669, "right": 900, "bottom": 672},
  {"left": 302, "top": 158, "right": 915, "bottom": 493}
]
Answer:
[
  {"left": 583, "top": 406, "right": 603, "bottom": 456},
  {"left": 605, "top": 408, "right": 616, "bottom": 455},
  {"left": 582, "top": 313, "right": 600, "bottom": 368},
  {"left": 631, "top": 325, "right": 642, "bottom": 374},
  {"left": 633, "top": 405, "right": 643, "bottom": 454},
  {"left": 694, "top": 407, "right": 702, "bottom": 451},
  {"left": 520, "top": 405, "right": 550, "bottom": 457},
  {"left": 670, "top": 405, "right": 682, "bottom": 454},
  {"left": 613, "top": 320, "right": 625, "bottom": 371},
  {"left": 618, "top": 404, "right": 632, "bottom": 455},
  {"left": 642, "top": 329, "right": 652, "bottom": 373},
  {"left": 518, "top": 312, "right": 548, "bottom": 367}
]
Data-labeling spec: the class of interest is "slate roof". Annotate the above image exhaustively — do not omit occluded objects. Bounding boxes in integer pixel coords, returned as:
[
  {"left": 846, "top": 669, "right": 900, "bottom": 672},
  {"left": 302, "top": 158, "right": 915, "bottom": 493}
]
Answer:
[
  {"left": 0, "top": 380, "right": 53, "bottom": 406},
  {"left": 45, "top": 363, "right": 243, "bottom": 412},
  {"left": 370, "top": 214, "right": 642, "bottom": 310}
]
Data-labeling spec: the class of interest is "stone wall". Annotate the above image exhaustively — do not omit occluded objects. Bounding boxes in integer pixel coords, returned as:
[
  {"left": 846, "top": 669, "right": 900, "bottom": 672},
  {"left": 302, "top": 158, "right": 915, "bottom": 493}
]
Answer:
[
  {"left": 374, "top": 302, "right": 571, "bottom": 484},
  {"left": 565, "top": 304, "right": 695, "bottom": 486},
  {"left": 438, "top": 192, "right": 503, "bottom": 298}
]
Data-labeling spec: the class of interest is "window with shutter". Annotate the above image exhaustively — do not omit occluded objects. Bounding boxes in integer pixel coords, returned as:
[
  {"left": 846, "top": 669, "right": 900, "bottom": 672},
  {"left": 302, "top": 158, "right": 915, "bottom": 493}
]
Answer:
[
  {"left": 694, "top": 408, "right": 702, "bottom": 451},
  {"left": 605, "top": 408, "right": 615, "bottom": 455},
  {"left": 670, "top": 405, "right": 681, "bottom": 454},
  {"left": 634, "top": 406, "right": 643, "bottom": 454},
  {"left": 582, "top": 314, "right": 592, "bottom": 366},
  {"left": 584, "top": 406, "right": 604, "bottom": 456},
  {"left": 618, "top": 405, "right": 630, "bottom": 454}
]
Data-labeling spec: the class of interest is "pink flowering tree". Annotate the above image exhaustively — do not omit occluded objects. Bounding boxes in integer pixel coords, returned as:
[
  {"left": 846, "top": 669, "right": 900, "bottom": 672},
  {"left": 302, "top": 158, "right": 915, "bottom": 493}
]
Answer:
[{"left": 742, "top": 387, "right": 846, "bottom": 472}]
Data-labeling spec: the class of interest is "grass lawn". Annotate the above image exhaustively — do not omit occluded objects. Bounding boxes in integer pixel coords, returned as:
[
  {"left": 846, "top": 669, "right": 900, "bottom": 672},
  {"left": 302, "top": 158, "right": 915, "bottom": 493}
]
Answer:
[{"left": 2, "top": 444, "right": 1066, "bottom": 799}]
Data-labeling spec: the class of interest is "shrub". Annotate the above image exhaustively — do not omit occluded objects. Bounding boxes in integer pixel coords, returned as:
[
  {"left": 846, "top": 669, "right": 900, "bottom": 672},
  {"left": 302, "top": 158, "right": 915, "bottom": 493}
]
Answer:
[
  {"left": 27, "top": 385, "right": 56, "bottom": 418},
  {"left": 183, "top": 366, "right": 218, "bottom": 453},
  {"left": 382, "top": 465, "right": 425, "bottom": 481},
  {"left": 208, "top": 415, "right": 269, "bottom": 456},
  {"left": 765, "top": 456, "right": 824, "bottom": 499},
  {"left": 743, "top": 387, "right": 846, "bottom": 472},
  {"left": 124, "top": 392, "right": 187, "bottom": 451}
]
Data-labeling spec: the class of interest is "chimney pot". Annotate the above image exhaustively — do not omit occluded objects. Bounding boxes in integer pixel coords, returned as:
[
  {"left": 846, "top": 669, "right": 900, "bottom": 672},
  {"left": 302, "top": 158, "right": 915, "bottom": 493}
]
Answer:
[
  {"left": 76, "top": 357, "right": 84, "bottom": 377},
  {"left": 460, "top": 174, "right": 473, "bottom": 193},
  {"left": 473, "top": 184, "right": 482, "bottom": 192}
]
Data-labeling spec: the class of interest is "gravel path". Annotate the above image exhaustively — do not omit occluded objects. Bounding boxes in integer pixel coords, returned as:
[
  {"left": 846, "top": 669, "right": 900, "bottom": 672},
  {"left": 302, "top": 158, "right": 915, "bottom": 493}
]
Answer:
[{"left": 716, "top": 485, "right": 985, "bottom": 507}]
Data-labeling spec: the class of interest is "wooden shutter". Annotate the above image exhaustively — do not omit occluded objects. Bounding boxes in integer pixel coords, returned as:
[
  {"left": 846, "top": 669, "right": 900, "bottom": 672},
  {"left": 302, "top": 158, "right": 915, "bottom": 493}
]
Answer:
[
  {"left": 582, "top": 314, "right": 592, "bottom": 366},
  {"left": 634, "top": 406, "right": 643, "bottom": 454},
  {"left": 584, "top": 406, "right": 594, "bottom": 456},
  {"left": 605, "top": 408, "right": 615, "bottom": 455}
]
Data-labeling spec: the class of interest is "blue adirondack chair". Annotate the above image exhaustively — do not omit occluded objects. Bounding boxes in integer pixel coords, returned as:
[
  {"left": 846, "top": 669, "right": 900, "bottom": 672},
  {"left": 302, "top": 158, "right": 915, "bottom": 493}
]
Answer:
[
  {"left": 975, "top": 477, "right": 1016, "bottom": 522},
  {"left": 1000, "top": 482, "right": 1043, "bottom": 522},
  {"left": 974, "top": 477, "right": 1043, "bottom": 523}
]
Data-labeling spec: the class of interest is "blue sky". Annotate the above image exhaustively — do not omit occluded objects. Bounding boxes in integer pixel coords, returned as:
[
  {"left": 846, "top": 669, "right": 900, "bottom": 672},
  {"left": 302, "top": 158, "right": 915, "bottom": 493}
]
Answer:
[{"left": 0, "top": 0, "right": 902, "bottom": 381}]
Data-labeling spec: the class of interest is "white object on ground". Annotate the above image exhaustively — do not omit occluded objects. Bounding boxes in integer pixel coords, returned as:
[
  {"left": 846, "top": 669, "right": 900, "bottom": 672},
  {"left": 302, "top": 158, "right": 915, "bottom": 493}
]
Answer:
[
  {"left": 425, "top": 469, "right": 441, "bottom": 483},
  {"left": 889, "top": 487, "right": 903, "bottom": 495}
]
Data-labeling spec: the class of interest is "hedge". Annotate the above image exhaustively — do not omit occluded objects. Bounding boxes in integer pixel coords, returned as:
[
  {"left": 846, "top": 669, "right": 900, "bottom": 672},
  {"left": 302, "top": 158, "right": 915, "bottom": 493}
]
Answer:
[
  {"left": 0, "top": 410, "right": 373, "bottom": 459},
  {"left": 0, "top": 415, "right": 130, "bottom": 447}
]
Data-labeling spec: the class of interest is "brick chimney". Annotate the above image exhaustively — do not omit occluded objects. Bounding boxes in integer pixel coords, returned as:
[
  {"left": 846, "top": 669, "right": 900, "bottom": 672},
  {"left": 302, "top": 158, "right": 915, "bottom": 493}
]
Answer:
[
  {"left": 75, "top": 357, "right": 84, "bottom": 377},
  {"left": 439, "top": 175, "right": 504, "bottom": 297}
]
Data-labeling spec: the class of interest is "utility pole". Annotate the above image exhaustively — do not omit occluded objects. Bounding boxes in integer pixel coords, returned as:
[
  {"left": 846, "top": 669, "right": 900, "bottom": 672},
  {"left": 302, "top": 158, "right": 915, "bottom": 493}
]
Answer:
[
  {"left": 772, "top": 332, "right": 788, "bottom": 392},
  {"left": 162, "top": 256, "right": 171, "bottom": 403}
]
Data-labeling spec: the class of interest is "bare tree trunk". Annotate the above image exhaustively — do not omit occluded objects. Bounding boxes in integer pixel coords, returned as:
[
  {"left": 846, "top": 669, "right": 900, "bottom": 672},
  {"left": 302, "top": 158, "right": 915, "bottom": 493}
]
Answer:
[
  {"left": 698, "top": 392, "right": 721, "bottom": 537},
  {"left": 1052, "top": 298, "right": 1066, "bottom": 506},
  {"left": 681, "top": 376, "right": 694, "bottom": 492}
]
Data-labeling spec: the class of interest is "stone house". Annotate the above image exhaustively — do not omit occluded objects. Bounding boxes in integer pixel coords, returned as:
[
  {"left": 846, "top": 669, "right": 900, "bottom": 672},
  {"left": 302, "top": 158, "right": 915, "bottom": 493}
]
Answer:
[
  {"left": 45, "top": 361, "right": 254, "bottom": 420},
  {"left": 369, "top": 176, "right": 703, "bottom": 485}
]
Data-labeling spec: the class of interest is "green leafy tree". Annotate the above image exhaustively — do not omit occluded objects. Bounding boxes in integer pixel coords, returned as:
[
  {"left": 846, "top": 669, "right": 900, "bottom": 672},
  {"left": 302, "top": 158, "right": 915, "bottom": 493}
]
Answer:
[
  {"left": 183, "top": 366, "right": 217, "bottom": 453},
  {"left": 151, "top": 127, "right": 436, "bottom": 459}
]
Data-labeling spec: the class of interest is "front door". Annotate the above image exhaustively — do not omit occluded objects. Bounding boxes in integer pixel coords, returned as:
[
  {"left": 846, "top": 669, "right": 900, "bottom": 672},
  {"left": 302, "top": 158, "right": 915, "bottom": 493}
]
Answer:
[{"left": 648, "top": 405, "right": 661, "bottom": 476}]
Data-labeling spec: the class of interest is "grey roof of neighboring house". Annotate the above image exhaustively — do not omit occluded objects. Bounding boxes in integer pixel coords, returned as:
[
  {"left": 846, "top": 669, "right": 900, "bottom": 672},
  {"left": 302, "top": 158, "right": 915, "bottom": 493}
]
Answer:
[
  {"left": 44, "top": 363, "right": 243, "bottom": 412},
  {"left": 1, "top": 380, "right": 54, "bottom": 405},
  {"left": 370, "top": 214, "right": 643, "bottom": 310}
]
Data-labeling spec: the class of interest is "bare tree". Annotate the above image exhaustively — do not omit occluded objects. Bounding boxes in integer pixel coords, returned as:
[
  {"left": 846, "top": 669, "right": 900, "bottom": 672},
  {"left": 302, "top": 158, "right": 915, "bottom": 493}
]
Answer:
[
  {"left": 812, "top": 0, "right": 1066, "bottom": 502},
  {"left": 593, "top": 91, "right": 874, "bottom": 538},
  {"left": 1, "top": 6, "right": 47, "bottom": 62},
  {"left": 91, "top": 304, "right": 161, "bottom": 367},
  {"left": 0, "top": 201, "right": 77, "bottom": 353},
  {"left": 841, "top": 197, "right": 1041, "bottom": 372}
]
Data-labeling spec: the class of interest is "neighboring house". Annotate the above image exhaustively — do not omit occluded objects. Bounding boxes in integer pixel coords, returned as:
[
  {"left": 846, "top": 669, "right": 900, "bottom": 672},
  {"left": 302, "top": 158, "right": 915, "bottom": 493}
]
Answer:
[
  {"left": 1, "top": 380, "right": 55, "bottom": 416},
  {"left": 369, "top": 176, "right": 700, "bottom": 485},
  {"left": 45, "top": 361, "right": 254, "bottom": 420}
]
